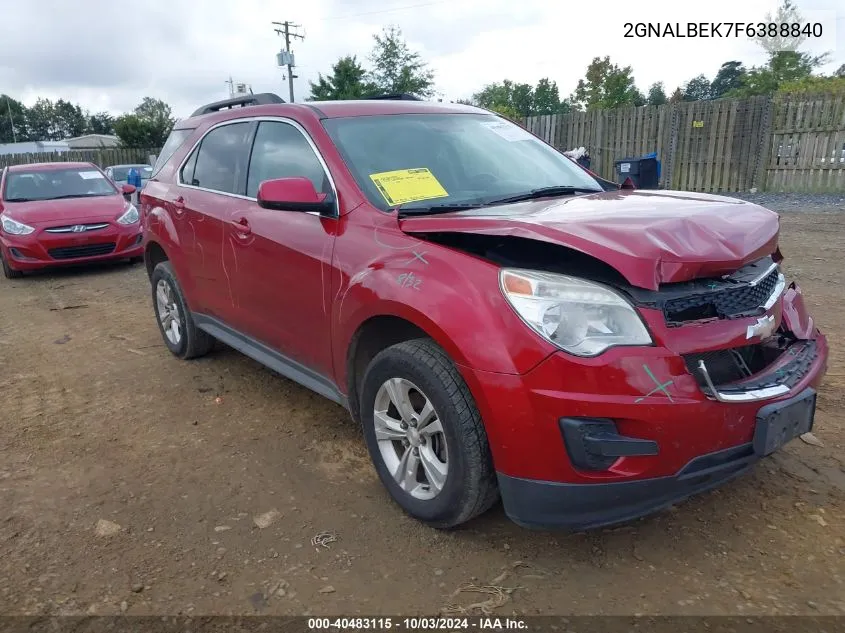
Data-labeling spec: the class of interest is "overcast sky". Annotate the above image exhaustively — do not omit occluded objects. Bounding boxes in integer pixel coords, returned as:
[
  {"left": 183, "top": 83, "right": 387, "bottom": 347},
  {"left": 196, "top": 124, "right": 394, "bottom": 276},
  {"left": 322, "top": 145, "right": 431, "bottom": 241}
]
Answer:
[{"left": 0, "top": 0, "right": 842, "bottom": 120}]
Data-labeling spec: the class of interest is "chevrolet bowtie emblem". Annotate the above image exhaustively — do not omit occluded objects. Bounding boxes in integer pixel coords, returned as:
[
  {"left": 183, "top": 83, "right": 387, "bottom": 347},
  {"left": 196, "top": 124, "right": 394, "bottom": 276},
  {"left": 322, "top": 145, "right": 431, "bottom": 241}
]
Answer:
[{"left": 746, "top": 314, "right": 776, "bottom": 340}]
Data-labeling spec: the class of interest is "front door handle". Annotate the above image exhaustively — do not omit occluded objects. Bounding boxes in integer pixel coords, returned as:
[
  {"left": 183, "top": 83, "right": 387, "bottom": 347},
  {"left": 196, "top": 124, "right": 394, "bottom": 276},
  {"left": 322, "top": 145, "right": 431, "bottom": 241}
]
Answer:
[{"left": 231, "top": 217, "right": 252, "bottom": 237}]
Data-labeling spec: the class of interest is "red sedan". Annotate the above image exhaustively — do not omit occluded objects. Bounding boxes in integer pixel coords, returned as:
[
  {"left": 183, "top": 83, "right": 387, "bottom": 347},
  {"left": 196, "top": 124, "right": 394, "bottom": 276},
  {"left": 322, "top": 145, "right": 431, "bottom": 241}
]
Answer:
[{"left": 0, "top": 162, "right": 144, "bottom": 278}]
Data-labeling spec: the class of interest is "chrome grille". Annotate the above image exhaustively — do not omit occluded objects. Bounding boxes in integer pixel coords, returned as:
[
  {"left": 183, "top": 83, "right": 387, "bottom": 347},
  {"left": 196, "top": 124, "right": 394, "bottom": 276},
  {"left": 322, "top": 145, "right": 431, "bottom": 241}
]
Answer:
[{"left": 44, "top": 223, "right": 109, "bottom": 234}]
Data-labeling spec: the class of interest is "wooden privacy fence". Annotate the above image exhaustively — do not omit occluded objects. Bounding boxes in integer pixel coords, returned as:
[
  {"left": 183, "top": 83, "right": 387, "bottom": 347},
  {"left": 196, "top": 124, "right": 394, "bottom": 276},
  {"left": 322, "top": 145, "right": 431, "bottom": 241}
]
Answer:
[
  {"left": 524, "top": 94, "right": 845, "bottom": 193},
  {"left": 0, "top": 148, "right": 158, "bottom": 170}
]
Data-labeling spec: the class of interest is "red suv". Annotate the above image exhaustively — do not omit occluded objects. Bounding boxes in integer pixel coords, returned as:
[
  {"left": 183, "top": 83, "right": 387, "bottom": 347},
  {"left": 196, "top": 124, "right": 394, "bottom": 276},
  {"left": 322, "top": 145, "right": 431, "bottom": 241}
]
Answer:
[
  {"left": 141, "top": 93, "right": 828, "bottom": 530},
  {"left": 0, "top": 162, "right": 142, "bottom": 278}
]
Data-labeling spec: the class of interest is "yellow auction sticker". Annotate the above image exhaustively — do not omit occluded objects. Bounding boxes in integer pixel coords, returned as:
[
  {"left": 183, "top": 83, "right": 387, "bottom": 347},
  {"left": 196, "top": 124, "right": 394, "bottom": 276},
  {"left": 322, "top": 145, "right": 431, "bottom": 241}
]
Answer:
[{"left": 369, "top": 168, "right": 449, "bottom": 206}]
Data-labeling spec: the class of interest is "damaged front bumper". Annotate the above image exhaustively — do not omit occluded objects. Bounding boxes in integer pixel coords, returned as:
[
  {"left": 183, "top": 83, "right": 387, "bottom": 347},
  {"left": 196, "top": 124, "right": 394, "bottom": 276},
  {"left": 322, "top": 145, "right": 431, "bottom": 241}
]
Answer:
[{"left": 463, "top": 281, "right": 828, "bottom": 531}]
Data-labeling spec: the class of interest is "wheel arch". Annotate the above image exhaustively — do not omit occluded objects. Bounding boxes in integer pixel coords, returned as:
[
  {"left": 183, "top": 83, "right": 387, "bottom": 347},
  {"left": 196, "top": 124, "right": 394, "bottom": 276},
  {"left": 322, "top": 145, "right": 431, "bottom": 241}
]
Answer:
[{"left": 344, "top": 310, "right": 470, "bottom": 424}]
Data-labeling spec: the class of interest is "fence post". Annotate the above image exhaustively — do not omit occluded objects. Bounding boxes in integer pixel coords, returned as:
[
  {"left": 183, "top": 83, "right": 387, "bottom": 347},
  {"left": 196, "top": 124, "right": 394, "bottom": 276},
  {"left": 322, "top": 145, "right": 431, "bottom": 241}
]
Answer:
[
  {"left": 752, "top": 96, "right": 775, "bottom": 192},
  {"left": 663, "top": 104, "right": 680, "bottom": 189}
]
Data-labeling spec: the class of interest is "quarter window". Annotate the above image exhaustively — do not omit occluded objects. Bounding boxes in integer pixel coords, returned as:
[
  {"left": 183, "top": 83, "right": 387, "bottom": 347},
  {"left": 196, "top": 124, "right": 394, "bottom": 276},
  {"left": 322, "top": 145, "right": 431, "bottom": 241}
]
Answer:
[{"left": 246, "top": 121, "right": 330, "bottom": 199}]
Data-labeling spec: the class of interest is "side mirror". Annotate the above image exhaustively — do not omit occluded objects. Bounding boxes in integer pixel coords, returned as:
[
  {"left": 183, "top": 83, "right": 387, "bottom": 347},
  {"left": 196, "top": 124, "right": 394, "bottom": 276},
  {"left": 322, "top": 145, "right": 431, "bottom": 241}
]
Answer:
[
  {"left": 257, "top": 177, "right": 334, "bottom": 214},
  {"left": 122, "top": 184, "right": 137, "bottom": 195}
]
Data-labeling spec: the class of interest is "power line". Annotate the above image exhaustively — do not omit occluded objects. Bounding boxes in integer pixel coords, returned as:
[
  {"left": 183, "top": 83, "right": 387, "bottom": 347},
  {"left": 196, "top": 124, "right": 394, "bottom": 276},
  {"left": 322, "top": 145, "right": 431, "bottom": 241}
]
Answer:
[
  {"left": 273, "top": 21, "right": 305, "bottom": 102},
  {"left": 323, "top": 1, "right": 450, "bottom": 21}
]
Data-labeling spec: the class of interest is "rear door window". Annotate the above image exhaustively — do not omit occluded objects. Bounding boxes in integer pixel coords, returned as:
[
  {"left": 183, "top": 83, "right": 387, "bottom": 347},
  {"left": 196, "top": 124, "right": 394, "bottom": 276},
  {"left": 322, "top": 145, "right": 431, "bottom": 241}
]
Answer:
[{"left": 189, "top": 122, "right": 254, "bottom": 195}]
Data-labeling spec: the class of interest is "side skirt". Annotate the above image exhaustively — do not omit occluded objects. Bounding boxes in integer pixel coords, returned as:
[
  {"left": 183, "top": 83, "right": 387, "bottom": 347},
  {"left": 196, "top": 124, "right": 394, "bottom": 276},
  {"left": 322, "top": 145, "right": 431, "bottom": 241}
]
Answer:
[{"left": 193, "top": 313, "right": 349, "bottom": 409}]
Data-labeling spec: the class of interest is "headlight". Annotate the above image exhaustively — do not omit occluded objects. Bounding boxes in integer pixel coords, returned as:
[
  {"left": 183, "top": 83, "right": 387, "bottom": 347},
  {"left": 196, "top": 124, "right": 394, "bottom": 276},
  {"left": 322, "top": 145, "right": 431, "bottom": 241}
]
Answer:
[
  {"left": 500, "top": 268, "right": 653, "bottom": 357},
  {"left": 117, "top": 204, "right": 139, "bottom": 225},
  {"left": 0, "top": 213, "right": 35, "bottom": 235}
]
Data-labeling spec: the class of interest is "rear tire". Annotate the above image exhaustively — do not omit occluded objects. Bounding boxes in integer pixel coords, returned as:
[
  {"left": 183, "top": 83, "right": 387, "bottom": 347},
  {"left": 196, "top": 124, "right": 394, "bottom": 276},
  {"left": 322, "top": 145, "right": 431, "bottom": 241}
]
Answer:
[
  {"left": 151, "top": 261, "right": 213, "bottom": 360},
  {"left": 359, "top": 338, "right": 499, "bottom": 529},
  {"left": 1, "top": 253, "right": 23, "bottom": 279}
]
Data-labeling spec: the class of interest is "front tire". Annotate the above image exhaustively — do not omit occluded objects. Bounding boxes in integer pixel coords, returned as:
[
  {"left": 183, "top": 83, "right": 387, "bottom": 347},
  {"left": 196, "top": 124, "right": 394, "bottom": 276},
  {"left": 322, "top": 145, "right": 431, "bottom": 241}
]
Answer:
[
  {"left": 360, "top": 338, "right": 499, "bottom": 528},
  {"left": 150, "top": 261, "right": 213, "bottom": 360}
]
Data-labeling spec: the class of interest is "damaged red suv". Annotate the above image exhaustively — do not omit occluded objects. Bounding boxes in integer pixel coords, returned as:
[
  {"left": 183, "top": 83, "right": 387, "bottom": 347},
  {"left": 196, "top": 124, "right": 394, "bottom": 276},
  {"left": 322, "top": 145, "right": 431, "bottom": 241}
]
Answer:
[{"left": 140, "top": 93, "right": 827, "bottom": 530}]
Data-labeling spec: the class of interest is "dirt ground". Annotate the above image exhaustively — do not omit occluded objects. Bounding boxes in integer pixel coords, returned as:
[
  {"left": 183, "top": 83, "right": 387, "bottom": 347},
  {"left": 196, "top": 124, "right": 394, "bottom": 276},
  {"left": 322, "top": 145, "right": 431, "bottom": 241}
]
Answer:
[{"left": 0, "top": 210, "right": 843, "bottom": 617}]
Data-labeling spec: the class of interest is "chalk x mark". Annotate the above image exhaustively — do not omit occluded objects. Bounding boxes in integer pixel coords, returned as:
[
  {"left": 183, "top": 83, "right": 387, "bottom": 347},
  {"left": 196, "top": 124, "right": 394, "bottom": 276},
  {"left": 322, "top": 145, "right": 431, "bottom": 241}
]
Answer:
[
  {"left": 402, "top": 250, "right": 428, "bottom": 265},
  {"left": 634, "top": 364, "right": 674, "bottom": 403}
]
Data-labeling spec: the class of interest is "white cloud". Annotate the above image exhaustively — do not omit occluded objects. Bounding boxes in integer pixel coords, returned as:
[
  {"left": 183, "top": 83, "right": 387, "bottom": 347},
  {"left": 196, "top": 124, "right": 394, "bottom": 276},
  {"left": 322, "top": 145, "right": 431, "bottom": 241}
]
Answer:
[{"left": 0, "top": 0, "right": 841, "bottom": 119}]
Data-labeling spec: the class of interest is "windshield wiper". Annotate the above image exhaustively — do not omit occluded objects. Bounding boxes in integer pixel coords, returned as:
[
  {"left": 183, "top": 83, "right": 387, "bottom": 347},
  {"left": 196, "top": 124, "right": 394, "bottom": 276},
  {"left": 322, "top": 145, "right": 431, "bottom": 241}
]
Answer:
[
  {"left": 3, "top": 198, "right": 34, "bottom": 202},
  {"left": 485, "top": 185, "right": 602, "bottom": 206},
  {"left": 46, "top": 194, "right": 109, "bottom": 200},
  {"left": 397, "top": 202, "right": 486, "bottom": 217},
  {"left": 396, "top": 186, "right": 602, "bottom": 217}
]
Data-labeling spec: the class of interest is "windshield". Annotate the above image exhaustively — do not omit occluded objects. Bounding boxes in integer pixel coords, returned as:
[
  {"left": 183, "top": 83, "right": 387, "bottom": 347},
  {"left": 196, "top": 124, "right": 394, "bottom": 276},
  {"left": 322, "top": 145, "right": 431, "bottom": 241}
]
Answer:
[
  {"left": 322, "top": 113, "right": 601, "bottom": 212},
  {"left": 3, "top": 167, "right": 117, "bottom": 202},
  {"left": 112, "top": 165, "right": 153, "bottom": 181}
]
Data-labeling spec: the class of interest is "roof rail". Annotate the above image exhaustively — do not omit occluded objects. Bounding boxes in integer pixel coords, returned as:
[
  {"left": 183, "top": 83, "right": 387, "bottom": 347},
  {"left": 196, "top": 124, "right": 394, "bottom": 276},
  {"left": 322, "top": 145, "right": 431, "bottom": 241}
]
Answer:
[
  {"left": 189, "top": 93, "right": 286, "bottom": 118},
  {"left": 361, "top": 93, "right": 423, "bottom": 101}
]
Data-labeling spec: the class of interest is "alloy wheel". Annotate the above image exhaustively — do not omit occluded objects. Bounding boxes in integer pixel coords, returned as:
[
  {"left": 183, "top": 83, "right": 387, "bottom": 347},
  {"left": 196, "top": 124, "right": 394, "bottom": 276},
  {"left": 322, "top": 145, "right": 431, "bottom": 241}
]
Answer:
[{"left": 373, "top": 377, "right": 449, "bottom": 500}]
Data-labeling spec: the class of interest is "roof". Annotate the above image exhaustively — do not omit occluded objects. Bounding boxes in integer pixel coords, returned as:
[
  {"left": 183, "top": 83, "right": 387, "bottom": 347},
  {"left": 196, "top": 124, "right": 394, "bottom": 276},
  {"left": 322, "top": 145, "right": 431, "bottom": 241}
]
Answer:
[
  {"left": 65, "top": 134, "right": 119, "bottom": 142},
  {"left": 177, "top": 99, "right": 487, "bottom": 128},
  {"left": 7, "top": 161, "right": 96, "bottom": 172},
  {"left": 307, "top": 99, "right": 484, "bottom": 118},
  {"left": 0, "top": 140, "right": 70, "bottom": 156}
]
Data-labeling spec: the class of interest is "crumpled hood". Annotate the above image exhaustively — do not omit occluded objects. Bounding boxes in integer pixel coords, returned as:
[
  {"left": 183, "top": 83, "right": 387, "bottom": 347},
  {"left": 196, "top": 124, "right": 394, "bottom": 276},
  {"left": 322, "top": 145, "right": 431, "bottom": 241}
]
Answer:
[
  {"left": 2, "top": 194, "right": 128, "bottom": 224},
  {"left": 398, "top": 190, "right": 780, "bottom": 290}
]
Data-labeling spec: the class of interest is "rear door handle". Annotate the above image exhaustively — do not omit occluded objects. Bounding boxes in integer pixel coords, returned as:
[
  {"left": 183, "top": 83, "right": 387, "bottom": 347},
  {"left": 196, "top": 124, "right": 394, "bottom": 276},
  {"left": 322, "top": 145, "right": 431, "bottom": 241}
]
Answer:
[{"left": 231, "top": 217, "right": 252, "bottom": 237}]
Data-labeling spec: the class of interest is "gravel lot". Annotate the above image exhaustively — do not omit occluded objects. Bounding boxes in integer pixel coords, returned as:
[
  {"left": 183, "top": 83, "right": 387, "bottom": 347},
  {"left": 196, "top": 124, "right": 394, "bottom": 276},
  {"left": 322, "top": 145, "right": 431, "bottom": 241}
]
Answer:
[{"left": 0, "top": 205, "right": 843, "bottom": 617}]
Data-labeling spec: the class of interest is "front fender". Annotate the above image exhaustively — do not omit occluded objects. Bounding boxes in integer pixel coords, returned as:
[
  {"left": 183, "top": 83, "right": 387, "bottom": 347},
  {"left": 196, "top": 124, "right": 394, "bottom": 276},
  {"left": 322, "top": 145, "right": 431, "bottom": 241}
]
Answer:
[{"left": 332, "top": 239, "right": 556, "bottom": 387}]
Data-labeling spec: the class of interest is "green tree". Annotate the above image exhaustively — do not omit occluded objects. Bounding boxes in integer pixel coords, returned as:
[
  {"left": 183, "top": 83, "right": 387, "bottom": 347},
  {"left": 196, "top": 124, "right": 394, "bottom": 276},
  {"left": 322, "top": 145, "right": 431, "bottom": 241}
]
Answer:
[
  {"left": 682, "top": 75, "right": 712, "bottom": 101},
  {"left": 710, "top": 61, "right": 746, "bottom": 98},
  {"left": 732, "top": 50, "right": 826, "bottom": 96},
  {"left": 114, "top": 98, "right": 174, "bottom": 148},
  {"left": 728, "top": 0, "right": 829, "bottom": 96},
  {"left": 53, "top": 99, "right": 87, "bottom": 138},
  {"left": 26, "top": 98, "right": 58, "bottom": 140},
  {"left": 836, "top": 64, "right": 845, "bottom": 78},
  {"left": 309, "top": 55, "right": 375, "bottom": 100},
  {"left": 646, "top": 82, "right": 667, "bottom": 106},
  {"left": 669, "top": 87, "right": 684, "bottom": 103},
  {"left": 0, "top": 95, "right": 29, "bottom": 143},
  {"left": 489, "top": 103, "right": 522, "bottom": 121},
  {"left": 86, "top": 112, "right": 114, "bottom": 135},
  {"left": 532, "top": 78, "right": 560, "bottom": 115},
  {"left": 509, "top": 83, "right": 534, "bottom": 118},
  {"left": 777, "top": 75, "right": 845, "bottom": 95},
  {"left": 571, "top": 57, "right": 641, "bottom": 110},
  {"left": 368, "top": 25, "right": 435, "bottom": 98}
]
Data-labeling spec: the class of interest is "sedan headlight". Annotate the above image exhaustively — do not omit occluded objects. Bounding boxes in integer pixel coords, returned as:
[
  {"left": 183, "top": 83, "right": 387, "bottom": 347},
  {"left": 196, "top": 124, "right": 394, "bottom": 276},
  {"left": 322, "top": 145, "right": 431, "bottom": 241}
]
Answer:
[
  {"left": 117, "top": 204, "right": 139, "bottom": 225},
  {"left": 0, "top": 213, "right": 35, "bottom": 235},
  {"left": 500, "top": 268, "right": 652, "bottom": 357}
]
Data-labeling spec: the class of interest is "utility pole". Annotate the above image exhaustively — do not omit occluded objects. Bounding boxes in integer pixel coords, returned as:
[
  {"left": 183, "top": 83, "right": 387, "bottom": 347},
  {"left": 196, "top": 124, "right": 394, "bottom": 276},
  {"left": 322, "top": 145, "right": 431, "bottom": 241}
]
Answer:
[
  {"left": 272, "top": 21, "right": 304, "bottom": 102},
  {"left": 5, "top": 98, "right": 16, "bottom": 144}
]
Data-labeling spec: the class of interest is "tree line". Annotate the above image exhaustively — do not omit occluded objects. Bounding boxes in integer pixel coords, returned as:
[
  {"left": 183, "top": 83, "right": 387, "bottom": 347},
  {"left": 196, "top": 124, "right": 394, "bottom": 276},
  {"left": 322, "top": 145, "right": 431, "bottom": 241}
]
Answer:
[
  {"left": 0, "top": 95, "right": 176, "bottom": 149},
  {"left": 308, "top": 0, "right": 844, "bottom": 119},
  {"left": 3, "top": 0, "right": 842, "bottom": 148}
]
